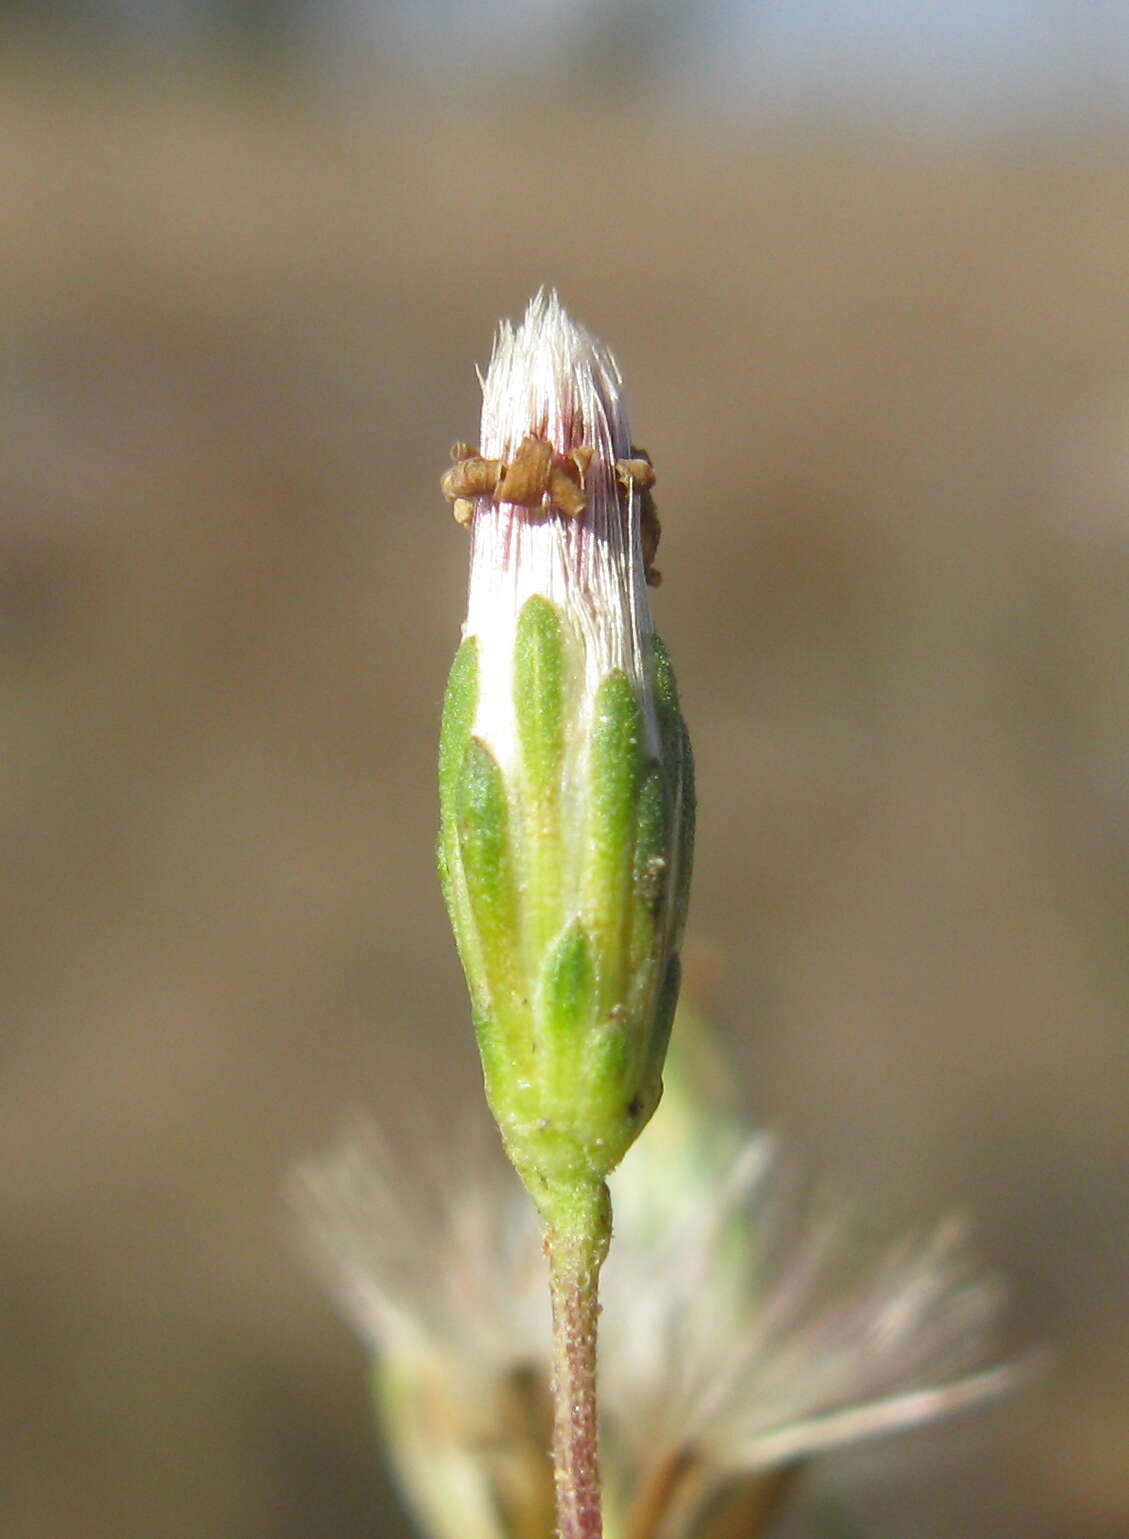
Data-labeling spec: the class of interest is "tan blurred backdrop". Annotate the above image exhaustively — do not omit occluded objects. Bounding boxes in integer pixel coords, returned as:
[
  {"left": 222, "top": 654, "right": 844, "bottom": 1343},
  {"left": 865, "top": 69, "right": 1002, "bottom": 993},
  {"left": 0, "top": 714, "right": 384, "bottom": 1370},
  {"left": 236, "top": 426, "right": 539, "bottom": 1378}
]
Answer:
[{"left": 2, "top": 29, "right": 1128, "bottom": 1539}]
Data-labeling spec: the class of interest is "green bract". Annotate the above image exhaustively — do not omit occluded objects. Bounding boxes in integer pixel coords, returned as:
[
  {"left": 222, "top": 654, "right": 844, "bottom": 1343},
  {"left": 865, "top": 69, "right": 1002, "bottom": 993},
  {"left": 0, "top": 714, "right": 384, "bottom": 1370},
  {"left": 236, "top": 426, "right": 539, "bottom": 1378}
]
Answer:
[{"left": 438, "top": 598, "right": 693, "bottom": 1206}]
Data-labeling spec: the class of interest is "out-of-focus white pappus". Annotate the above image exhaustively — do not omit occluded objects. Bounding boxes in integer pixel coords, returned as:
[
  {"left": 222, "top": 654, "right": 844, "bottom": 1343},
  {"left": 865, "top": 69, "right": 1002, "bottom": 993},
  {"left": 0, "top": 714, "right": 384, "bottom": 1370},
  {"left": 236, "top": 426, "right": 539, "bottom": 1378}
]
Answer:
[{"left": 295, "top": 1013, "right": 1027, "bottom": 1539}]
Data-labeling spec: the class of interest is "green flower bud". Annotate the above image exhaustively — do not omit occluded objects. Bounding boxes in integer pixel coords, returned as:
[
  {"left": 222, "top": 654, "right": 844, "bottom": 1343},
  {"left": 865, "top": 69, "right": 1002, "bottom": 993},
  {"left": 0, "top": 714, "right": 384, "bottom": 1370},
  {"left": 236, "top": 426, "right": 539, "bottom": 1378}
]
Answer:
[{"left": 438, "top": 292, "right": 694, "bottom": 1211}]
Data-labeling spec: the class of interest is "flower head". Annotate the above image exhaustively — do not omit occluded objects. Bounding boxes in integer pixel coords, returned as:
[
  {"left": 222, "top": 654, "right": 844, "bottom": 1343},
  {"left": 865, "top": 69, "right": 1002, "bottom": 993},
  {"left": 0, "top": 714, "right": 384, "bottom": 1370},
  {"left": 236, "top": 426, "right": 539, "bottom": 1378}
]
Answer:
[{"left": 437, "top": 293, "right": 694, "bottom": 1217}]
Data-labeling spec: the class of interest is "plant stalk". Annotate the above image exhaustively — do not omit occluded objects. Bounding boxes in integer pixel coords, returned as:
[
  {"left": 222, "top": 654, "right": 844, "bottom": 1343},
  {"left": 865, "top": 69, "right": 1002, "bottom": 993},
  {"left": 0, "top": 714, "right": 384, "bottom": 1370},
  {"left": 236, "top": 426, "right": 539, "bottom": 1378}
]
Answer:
[{"left": 543, "top": 1179, "right": 612, "bottom": 1539}]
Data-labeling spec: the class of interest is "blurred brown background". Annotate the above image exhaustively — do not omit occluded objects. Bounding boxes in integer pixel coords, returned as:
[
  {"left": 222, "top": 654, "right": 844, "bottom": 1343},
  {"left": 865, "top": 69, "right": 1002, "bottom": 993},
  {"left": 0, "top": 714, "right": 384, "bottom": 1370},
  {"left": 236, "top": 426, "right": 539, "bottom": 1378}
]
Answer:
[{"left": 2, "top": 8, "right": 1128, "bottom": 1537}]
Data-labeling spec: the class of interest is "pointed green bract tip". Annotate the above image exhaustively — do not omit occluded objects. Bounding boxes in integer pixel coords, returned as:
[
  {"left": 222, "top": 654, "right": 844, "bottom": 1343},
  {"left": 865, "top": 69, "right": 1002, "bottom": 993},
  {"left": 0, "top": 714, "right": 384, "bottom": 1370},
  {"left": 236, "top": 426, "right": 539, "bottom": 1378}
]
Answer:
[
  {"left": 515, "top": 596, "right": 566, "bottom": 797},
  {"left": 540, "top": 918, "right": 596, "bottom": 1038},
  {"left": 439, "top": 637, "right": 478, "bottom": 810}
]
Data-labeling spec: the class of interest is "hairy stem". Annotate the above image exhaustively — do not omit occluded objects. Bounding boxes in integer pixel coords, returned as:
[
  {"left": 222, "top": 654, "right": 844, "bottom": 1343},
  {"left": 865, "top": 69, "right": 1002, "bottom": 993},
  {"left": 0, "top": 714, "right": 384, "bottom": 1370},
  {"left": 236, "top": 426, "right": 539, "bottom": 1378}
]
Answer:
[{"left": 543, "top": 1179, "right": 612, "bottom": 1539}]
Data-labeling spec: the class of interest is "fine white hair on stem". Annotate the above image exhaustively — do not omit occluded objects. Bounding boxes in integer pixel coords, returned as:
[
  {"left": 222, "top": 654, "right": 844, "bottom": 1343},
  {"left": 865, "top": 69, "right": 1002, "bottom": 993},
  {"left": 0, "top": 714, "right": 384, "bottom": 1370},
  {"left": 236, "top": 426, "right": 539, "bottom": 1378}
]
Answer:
[{"left": 464, "top": 289, "right": 659, "bottom": 772}]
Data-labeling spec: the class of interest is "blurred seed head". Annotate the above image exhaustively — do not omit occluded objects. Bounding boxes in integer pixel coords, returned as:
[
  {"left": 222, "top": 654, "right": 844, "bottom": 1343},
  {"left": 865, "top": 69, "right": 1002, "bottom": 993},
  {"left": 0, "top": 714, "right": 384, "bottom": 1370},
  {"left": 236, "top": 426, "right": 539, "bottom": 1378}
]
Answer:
[{"left": 296, "top": 1006, "right": 1024, "bottom": 1539}]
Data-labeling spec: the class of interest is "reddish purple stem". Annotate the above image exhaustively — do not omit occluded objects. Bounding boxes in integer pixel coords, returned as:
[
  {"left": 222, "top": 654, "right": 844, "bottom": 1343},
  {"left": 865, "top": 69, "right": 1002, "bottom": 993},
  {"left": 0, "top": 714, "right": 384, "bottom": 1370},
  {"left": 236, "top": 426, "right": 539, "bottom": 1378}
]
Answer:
[{"left": 547, "top": 1233, "right": 605, "bottom": 1539}]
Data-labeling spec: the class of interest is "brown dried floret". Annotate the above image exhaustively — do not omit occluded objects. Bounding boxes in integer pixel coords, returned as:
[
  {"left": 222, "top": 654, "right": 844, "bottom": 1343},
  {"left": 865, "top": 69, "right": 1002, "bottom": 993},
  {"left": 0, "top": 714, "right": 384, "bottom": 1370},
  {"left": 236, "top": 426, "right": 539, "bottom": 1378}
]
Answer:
[
  {"left": 441, "top": 434, "right": 592, "bottom": 522},
  {"left": 616, "top": 444, "right": 662, "bottom": 588},
  {"left": 442, "top": 434, "right": 662, "bottom": 585}
]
